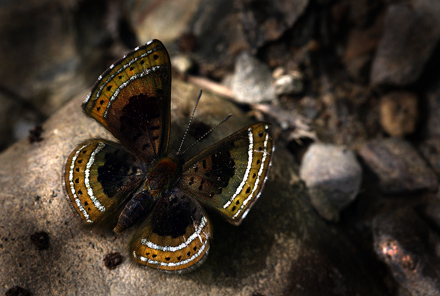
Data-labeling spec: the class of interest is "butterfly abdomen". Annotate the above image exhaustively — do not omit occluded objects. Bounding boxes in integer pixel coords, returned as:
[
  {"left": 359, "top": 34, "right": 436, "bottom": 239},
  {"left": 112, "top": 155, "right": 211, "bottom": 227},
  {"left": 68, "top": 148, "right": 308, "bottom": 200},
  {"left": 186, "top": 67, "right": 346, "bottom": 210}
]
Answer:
[
  {"left": 113, "top": 156, "right": 183, "bottom": 233},
  {"left": 113, "top": 190, "right": 156, "bottom": 234}
]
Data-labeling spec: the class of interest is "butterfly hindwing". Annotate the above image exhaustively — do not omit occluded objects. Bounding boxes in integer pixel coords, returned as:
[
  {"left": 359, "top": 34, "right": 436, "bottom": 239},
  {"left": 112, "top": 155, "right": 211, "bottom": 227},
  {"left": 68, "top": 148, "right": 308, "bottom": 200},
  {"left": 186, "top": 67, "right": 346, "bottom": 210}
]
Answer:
[
  {"left": 82, "top": 39, "right": 171, "bottom": 163},
  {"left": 130, "top": 188, "right": 211, "bottom": 273},
  {"left": 178, "top": 123, "right": 273, "bottom": 225},
  {"left": 64, "top": 139, "right": 146, "bottom": 224}
]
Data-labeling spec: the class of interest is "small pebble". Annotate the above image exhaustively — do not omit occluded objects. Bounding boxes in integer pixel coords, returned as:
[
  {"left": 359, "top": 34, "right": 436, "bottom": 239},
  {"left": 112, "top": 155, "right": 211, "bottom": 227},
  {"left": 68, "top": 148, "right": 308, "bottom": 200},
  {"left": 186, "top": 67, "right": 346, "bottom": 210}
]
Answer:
[
  {"left": 300, "top": 143, "right": 362, "bottom": 221},
  {"left": 231, "top": 51, "right": 276, "bottom": 104},
  {"left": 274, "top": 71, "right": 304, "bottom": 96},
  {"left": 171, "top": 55, "right": 195, "bottom": 75},
  {"left": 104, "top": 252, "right": 123, "bottom": 270},
  {"left": 379, "top": 91, "right": 418, "bottom": 137}
]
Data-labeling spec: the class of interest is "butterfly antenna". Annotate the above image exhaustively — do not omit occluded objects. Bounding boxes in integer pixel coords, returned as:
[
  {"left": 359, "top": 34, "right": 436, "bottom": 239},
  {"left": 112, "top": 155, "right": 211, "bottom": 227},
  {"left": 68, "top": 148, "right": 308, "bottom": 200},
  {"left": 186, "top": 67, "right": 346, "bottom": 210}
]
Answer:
[
  {"left": 177, "top": 90, "right": 203, "bottom": 154},
  {"left": 180, "top": 113, "right": 232, "bottom": 156}
]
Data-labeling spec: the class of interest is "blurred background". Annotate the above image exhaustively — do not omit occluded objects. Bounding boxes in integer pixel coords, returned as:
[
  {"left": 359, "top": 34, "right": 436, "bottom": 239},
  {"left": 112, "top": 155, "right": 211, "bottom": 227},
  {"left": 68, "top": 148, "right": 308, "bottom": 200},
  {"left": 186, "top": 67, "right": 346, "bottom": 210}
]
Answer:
[{"left": 5, "top": 0, "right": 439, "bottom": 151}]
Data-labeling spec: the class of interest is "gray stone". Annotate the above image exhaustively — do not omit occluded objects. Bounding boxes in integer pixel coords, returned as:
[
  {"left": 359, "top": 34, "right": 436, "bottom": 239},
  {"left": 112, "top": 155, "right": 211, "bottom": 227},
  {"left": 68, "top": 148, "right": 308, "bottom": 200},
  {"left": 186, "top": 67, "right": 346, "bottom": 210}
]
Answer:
[
  {"left": 373, "top": 207, "right": 440, "bottom": 296},
  {"left": 231, "top": 51, "right": 276, "bottom": 104},
  {"left": 300, "top": 144, "right": 362, "bottom": 221},
  {"left": 0, "top": 80, "right": 387, "bottom": 296},
  {"left": 370, "top": 0, "right": 440, "bottom": 85},
  {"left": 358, "top": 138, "right": 438, "bottom": 194}
]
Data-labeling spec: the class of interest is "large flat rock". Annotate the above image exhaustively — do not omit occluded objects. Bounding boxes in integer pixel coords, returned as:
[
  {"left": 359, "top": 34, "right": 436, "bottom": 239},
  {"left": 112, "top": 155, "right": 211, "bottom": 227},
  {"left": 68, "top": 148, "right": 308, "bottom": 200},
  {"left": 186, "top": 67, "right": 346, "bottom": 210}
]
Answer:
[{"left": 0, "top": 80, "right": 386, "bottom": 296}]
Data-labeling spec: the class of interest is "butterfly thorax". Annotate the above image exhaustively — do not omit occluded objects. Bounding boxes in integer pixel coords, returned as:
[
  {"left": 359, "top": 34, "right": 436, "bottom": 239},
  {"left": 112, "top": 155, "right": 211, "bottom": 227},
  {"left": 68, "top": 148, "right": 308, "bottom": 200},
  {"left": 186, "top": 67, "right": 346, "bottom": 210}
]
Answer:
[
  {"left": 113, "top": 155, "right": 183, "bottom": 234},
  {"left": 144, "top": 155, "right": 183, "bottom": 196}
]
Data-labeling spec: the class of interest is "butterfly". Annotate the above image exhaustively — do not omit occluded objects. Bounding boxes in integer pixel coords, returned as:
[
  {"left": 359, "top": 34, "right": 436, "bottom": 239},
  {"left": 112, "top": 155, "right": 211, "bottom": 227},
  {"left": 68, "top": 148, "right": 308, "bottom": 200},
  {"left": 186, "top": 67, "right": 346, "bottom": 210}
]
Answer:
[{"left": 63, "top": 39, "right": 274, "bottom": 273}]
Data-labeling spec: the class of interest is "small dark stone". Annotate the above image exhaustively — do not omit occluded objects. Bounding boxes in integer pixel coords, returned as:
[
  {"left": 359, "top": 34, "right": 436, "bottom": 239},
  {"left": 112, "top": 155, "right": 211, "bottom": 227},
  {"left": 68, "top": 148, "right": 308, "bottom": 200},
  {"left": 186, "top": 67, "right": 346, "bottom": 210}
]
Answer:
[
  {"left": 103, "top": 252, "right": 123, "bottom": 270},
  {"left": 30, "top": 231, "right": 50, "bottom": 250},
  {"left": 5, "top": 286, "right": 32, "bottom": 296},
  {"left": 358, "top": 138, "right": 438, "bottom": 194},
  {"left": 28, "top": 125, "right": 43, "bottom": 143}
]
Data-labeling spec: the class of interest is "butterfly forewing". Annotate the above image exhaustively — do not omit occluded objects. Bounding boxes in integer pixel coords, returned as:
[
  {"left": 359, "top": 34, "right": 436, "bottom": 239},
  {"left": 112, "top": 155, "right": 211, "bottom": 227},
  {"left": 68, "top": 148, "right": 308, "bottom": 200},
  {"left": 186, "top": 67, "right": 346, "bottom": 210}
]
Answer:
[
  {"left": 178, "top": 123, "right": 273, "bottom": 225},
  {"left": 130, "top": 188, "right": 211, "bottom": 273},
  {"left": 64, "top": 139, "right": 147, "bottom": 224},
  {"left": 82, "top": 39, "right": 171, "bottom": 163}
]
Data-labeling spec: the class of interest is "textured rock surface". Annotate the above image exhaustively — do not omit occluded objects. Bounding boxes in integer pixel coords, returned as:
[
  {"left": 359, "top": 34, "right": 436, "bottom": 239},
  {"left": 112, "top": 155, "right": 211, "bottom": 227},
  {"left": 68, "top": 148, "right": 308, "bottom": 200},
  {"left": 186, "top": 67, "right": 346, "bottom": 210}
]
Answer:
[
  {"left": 370, "top": 0, "right": 440, "bottom": 85},
  {"left": 358, "top": 138, "right": 438, "bottom": 194},
  {"left": 0, "top": 80, "right": 387, "bottom": 296},
  {"left": 300, "top": 143, "right": 362, "bottom": 221}
]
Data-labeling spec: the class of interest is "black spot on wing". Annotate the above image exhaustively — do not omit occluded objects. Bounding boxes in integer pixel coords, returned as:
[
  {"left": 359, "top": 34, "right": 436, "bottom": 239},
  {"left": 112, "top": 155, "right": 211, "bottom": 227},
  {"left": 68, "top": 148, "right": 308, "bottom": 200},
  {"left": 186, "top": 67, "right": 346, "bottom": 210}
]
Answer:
[{"left": 151, "top": 190, "right": 202, "bottom": 239}]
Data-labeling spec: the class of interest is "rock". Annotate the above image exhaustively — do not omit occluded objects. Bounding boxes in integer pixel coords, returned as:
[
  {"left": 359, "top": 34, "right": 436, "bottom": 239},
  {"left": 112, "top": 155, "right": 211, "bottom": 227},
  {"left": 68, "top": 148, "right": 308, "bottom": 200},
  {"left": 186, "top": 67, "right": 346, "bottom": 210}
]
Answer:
[
  {"left": 171, "top": 54, "right": 195, "bottom": 75},
  {"left": 373, "top": 207, "right": 440, "bottom": 296},
  {"left": 379, "top": 91, "right": 418, "bottom": 137},
  {"left": 358, "top": 138, "right": 438, "bottom": 194},
  {"left": 274, "top": 71, "right": 304, "bottom": 96},
  {"left": 425, "top": 75, "right": 440, "bottom": 138},
  {"left": 130, "top": 0, "right": 204, "bottom": 45},
  {"left": 300, "top": 144, "right": 362, "bottom": 221},
  {"left": 370, "top": 0, "right": 440, "bottom": 86},
  {"left": 0, "top": 80, "right": 388, "bottom": 296},
  {"left": 231, "top": 51, "right": 276, "bottom": 104},
  {"left": 417, "top": 138, "right": 440, "bottom": 177},
  {"left": 236, "top": 0, "right": 309, "bottom": 50}
]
